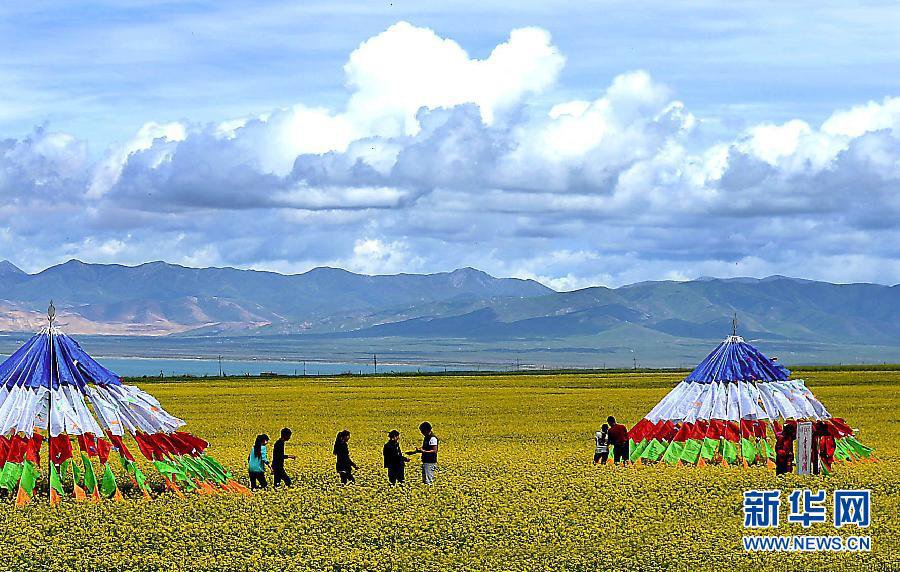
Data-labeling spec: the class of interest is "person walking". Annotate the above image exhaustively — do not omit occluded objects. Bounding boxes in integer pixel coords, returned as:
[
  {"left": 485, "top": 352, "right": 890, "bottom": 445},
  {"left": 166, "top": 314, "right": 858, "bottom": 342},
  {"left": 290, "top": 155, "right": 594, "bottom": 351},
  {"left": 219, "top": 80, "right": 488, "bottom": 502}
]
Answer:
[
  {"left": 272, "top": 427, "right": 295, "bottom": 487},
  {"left": 594, "top": 424, "right": 610, "bottom": 465},
  {"left": 333, "top": 430, "right": 357, "bottom": 484},
  {"left": 607, "top": 416, "right": 629, "bottom": 465},
  {"left": 413, "top": 422, "right": 439, "bottom": 484},
  {"left": 248, "top": 434, "right": 270, "bottom": 489},
  {"left": 383, "top": 430, "right": 410, "bottom": 485}
]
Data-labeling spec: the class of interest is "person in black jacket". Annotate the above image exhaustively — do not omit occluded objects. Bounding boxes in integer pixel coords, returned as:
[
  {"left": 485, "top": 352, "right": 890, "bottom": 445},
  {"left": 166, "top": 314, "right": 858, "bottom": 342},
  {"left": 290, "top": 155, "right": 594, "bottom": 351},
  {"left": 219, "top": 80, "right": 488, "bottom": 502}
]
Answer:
[
  {"left": 272, "top": 427, "right": 295, "bottom": 487},
  {"left": 333, "top": 430, "right": 357, "bottom": 484},
  {"left": 383, "top": 430, "right": 410, "bottom": 485}
]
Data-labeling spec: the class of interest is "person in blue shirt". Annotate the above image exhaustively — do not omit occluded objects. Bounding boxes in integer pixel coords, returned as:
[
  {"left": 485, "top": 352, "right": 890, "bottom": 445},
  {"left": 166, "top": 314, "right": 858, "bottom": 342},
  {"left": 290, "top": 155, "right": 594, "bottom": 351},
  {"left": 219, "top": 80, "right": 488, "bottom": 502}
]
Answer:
[{"left": 248, "top": 433, "right": 270, "bottom": 489}]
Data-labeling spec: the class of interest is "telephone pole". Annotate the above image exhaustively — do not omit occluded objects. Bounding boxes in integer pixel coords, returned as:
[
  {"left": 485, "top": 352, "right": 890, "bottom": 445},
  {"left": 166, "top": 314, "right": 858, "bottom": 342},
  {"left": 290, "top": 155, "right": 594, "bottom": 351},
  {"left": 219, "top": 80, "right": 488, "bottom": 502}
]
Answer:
[{"left": 373, "top": 354, "right": 377, "bottom": 374}]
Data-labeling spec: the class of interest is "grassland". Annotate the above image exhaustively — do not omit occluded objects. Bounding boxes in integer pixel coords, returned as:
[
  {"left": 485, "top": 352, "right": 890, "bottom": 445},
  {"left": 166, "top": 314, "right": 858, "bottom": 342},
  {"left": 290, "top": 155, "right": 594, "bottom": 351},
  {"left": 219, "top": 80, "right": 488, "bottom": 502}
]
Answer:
[{"left": 0, "top": 370, "right": 896, "bottom": 571}]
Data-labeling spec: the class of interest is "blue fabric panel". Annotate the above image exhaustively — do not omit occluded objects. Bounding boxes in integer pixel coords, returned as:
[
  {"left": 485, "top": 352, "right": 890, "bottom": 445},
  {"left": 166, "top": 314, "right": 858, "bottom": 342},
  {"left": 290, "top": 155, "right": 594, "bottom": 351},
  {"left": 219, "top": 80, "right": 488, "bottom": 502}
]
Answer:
[
  {"left": 56, "top": 334, "right": 122, "bottom": 387},
  {"left": 684, "top": 337, "right": 790, "bottom": 383},
  {"left": 0, "top": 331, "right": 122, "bottom": 391},
  {"left": 0, "top": 334, "right": 42, "bottom": 386}
]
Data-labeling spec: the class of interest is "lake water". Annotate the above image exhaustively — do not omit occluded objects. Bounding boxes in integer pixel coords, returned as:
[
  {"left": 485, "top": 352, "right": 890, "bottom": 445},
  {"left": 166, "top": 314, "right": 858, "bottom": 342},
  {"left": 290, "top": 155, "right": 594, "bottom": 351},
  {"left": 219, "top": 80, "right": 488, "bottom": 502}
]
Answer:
[{"left": 95, "top": 357, "right": 470, "bottom": 378}]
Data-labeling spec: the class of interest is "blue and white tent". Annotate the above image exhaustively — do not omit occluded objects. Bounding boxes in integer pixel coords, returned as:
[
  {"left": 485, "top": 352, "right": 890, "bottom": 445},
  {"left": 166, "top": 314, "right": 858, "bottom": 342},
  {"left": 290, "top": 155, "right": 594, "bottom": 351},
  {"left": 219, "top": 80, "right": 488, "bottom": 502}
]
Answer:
[
  {"left": 0, "top": 329, "right": 183, "bottom": 438},
  {"left": 626, "top": 335, "right": 874, "bottom": 468},
  {"left": 0, "top": 327, "right": 245, "bottom": 504},
  {"left": 644, "top": 335, "right": 829, "bottom": 424}
]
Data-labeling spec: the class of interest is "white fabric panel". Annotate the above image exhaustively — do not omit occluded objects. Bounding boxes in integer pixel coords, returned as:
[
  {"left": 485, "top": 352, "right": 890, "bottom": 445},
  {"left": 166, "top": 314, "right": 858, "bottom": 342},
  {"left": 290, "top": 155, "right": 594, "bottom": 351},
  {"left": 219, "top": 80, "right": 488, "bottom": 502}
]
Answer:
[
  {"left": 755, "top": 382, "right": 781, "bottom": 419},
  {"left": 773, "top": 381, "right": 815, "bottom": 419},
  {"left": 32, "top": 389, "right": 48, "bottom": 433},
  {"left": 684, "top": 384, "right": 713, "bottom": 423},
  {"left": 18, "top": 386, "right": 47, "bottom": 436},
  {"left": 0, "top": 386, "right": 91, "bottom": 437},
  {"left": 93, "top": 384, "right": 184, "bottom": 434},
  {"left": 792, "top": 381, "right": 819, "bottom": 418},
  {"left": 85, "top": 386, "right": 130, "bottom": 436},
  {"left": 32, "top": 388, "right": 70, "bottom": 437},
  {"left": 60, "top": 386, "right": 93, "bottom": 434},
  {"left": 745, "top": 382, "right": 770, "bottom": 420},
  {"left": 64, "top": 385, "right": 104, "bottom": 435},
  {"left": 712, "top": 382, "right": 728, "bottom": 419},
  {"left": 697, "top": 383, "right": 716, "bottom": 419},
  {"left": 791, "top": 379, "right": 831, "bottom": 418},
  {"left": 645, "top": 381, "right": 690, "bottom": 422},
  {"left": 786, "top": 380, "right": 829, "bottom": 419},
  {"left": 696, "top": 382, "right": 717, "bottom": 421},
  {"left": 737, "top": 381, "right": 757, "bottom": 419},
  {"left": 0, "top": 385, "right": 30, "bottom": 435},
  {"left": 670, "top": 382, "right": 705, "bottom": 421},
  {"left": 725, "top": 382, "right": 741, "bottom": 421},
  {"left": 763, "top": 382, "right": 799, "bottom": 419},
  {"left": 756, "top": 383, "right": 783, "bottom": 418}
]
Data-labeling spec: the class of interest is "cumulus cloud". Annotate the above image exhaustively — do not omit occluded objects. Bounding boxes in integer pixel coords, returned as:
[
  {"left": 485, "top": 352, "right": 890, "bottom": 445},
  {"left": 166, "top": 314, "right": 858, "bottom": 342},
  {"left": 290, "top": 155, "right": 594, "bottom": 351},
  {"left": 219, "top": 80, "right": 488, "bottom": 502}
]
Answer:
[
  {"left": 1, "top": 127, "right": 88, "bottom": 199},
  {"left": 0, "top": 22, "right": 899, "bottom": 287},
  {"left": 344, "top": 22, "right": 564, "bottom": 131}
]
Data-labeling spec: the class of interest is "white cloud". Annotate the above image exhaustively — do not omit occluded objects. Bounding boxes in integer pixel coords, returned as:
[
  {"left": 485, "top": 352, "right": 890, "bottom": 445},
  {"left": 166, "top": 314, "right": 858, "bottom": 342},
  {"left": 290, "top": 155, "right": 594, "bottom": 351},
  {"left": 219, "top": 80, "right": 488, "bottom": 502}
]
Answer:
[
  {"left": 822, "top": 96, "right": 900, "bottom": 138},
  {"left": 343, "top": 237, "right": 424, "bottom": 275},
  {"left": 89, "top": 120, "right": 185, "bottom": 197},
  {"left": 1, "top": 22, "right": 900, "bottom": 287},
  {"left": 344, "top": 22, "right": 564, "bottom": 133}
]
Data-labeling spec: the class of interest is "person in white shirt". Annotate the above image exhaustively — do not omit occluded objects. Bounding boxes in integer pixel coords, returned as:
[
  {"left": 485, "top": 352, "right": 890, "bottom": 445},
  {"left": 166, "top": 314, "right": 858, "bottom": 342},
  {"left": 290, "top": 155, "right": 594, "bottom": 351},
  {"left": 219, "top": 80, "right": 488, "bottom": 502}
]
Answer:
[
  {"left": 594, "top": 424, "right": 609, "bottom": 465},
  {"left": 412, "top": 421, "right": 439, "bottom": 484}
]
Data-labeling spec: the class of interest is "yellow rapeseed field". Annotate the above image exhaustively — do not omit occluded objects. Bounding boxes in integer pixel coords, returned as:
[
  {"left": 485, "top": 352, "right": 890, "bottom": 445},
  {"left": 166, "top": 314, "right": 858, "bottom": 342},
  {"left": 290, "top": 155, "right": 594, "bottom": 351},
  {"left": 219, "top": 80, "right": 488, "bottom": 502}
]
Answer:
[{"left": 0, "top": 370, "right": 896, "bottom": 571}]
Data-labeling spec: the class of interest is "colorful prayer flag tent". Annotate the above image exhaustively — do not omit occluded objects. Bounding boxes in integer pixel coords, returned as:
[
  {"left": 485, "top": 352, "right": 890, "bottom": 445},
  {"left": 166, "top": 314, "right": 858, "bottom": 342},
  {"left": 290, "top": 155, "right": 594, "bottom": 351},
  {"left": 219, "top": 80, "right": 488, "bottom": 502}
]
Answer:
[
  {"left": 627, "top": 335, "right": 874, "bottom": 468},
  {"left": 0, "top": 325, "right": 248, "bottom": 505}
]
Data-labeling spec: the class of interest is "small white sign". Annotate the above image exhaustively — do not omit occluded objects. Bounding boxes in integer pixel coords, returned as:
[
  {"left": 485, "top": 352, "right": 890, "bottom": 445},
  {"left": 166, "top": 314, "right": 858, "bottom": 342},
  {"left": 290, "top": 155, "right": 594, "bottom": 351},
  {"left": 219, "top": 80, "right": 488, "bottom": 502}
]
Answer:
[{"left": 796, "top": 421, "right": 813, "bottom": 475}]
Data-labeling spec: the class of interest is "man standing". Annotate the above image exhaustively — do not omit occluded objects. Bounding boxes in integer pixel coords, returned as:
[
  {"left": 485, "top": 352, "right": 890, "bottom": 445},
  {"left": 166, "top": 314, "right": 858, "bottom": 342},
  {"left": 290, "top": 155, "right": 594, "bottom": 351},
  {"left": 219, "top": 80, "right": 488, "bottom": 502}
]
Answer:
[
  {"left": 272, "top": 427, "right": 295, "bottom": 487},
  {"left": 607, "top": 416, "right": 629, "bottom": 465},
  {"left": 414, "top": 422, "right": 439, "bottom": 484},
  {"left": 383, "top": 430, "right": 410, "bottom": 485}
]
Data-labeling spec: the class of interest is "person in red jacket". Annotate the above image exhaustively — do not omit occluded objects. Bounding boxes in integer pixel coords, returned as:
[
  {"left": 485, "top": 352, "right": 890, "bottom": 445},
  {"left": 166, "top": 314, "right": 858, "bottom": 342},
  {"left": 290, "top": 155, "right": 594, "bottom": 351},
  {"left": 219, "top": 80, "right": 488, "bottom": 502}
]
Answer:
[
  {"left": 775, "top": 422, "right": 796, "bottom": 475},
  {"left": 812, "top": 420, "right": 836, "bottom": 475},
  {"left": 607, "top": 416, "right": 629, "bottom": 465}
]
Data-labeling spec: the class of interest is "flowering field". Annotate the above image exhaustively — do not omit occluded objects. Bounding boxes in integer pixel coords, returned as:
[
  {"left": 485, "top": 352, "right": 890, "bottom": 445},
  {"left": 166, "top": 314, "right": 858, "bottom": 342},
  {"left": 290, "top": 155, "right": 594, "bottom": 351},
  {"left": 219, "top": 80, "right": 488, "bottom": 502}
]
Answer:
[{"left": 0, "top": 370, "right": 896, "bottom": 571}]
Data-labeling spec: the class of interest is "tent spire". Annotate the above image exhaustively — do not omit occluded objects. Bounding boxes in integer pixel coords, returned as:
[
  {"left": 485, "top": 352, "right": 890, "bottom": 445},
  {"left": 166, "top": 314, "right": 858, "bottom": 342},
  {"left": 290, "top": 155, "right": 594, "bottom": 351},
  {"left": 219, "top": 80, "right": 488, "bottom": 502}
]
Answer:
[
  {"left": 732, "top": 312, "right": 737, "bottom": 336},
  {"left": 47, "top": 300, "right": 55, "bottom": 500}
]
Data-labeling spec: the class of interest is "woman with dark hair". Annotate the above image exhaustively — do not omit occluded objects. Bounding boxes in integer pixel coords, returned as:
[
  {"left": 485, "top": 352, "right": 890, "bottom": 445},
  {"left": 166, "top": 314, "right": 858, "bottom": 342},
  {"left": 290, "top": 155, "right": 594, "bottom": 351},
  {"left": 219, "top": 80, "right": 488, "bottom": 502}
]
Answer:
[
  {"left": 248, "top": 433, "right": 270, "bottom": 489},
  {"left": 333, "top": 430, "right": 357, "bottom": 484}
]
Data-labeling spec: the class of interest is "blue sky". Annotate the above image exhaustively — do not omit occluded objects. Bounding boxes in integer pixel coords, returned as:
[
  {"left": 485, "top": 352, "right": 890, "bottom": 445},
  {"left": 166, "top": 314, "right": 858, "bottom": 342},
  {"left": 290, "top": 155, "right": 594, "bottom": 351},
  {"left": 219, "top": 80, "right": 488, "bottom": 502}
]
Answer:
[{"left": 1, "top": 1, "right": 899, "bottom": 287}]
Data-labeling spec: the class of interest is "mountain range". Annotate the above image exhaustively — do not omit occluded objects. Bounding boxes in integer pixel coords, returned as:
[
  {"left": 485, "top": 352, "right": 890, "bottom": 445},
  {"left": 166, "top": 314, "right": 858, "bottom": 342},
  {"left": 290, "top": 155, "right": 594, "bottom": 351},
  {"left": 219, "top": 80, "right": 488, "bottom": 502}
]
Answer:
[{"left": 0, "top": 260, "right": 898, "bottom": 365}]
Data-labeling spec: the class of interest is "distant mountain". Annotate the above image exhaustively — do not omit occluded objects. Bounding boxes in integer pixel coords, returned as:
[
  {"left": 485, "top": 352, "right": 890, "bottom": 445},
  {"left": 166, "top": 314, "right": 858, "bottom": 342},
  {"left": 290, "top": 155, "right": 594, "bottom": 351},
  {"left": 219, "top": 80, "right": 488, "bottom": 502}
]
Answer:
[
  {"left": 0, "top": 261, "right": 897, "bottom": 353},
  {"left": 324, "top": 277, "right": 900, "bottom": 345},
  {"left": 0, "top": 261, "right": 25, "bottom": 281},
  {"left": 0, "top": 260, "right": 551, "bottom": 334}
]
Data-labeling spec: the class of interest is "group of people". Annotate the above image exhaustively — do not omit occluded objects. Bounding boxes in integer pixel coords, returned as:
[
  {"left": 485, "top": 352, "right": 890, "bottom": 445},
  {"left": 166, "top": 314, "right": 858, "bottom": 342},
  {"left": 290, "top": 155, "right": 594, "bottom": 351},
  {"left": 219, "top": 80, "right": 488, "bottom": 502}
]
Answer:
[
  {"left": 248, "top": 428, "right": 296, "bottom": 489},
  {"left": 593, "top": 416, "right": 629, "bottom": 465},
  {"left": 592, "top": 416, "right": 837, "bottom": 475},
  {"left": 773, "top": 419, "right": 837, "bottom": 475},
  {"left": 247, "top": 422, "right": 439, "bottom": 489}
]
